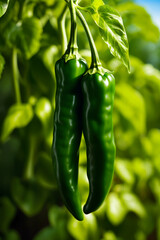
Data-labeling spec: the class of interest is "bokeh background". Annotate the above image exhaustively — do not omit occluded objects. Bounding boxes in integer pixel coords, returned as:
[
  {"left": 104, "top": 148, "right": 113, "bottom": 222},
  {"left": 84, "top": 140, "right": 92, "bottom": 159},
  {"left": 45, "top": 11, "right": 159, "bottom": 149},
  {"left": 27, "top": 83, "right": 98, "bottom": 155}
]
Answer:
[{"left": 0, "top": 0, "right": 160, "bottom": 239}]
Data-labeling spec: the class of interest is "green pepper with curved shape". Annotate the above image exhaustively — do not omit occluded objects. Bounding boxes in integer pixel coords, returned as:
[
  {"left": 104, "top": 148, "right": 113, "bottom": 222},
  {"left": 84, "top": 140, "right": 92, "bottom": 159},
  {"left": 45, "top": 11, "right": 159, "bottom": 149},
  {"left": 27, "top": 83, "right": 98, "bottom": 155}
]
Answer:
[
  {"left": 52, "top": 58, "right": 87, "bottom": 221},
  {"left": 52, "top": 1, "right": 88, "bottom": 221},
  {"left": 82, "top": 72, "right": 116, "bottom": 214},
  {"left": 77, "top": 10, "right": 116, "bottom": 214}
]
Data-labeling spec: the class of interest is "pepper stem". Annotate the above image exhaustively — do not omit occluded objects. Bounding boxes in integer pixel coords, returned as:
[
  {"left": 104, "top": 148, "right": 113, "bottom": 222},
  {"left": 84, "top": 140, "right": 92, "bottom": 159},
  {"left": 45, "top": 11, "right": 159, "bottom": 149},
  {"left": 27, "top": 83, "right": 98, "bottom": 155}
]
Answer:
[
  {"left": 12, "top": 48, "right": 21, "bottom": 104},
  {"left": 76, "top": 9, "right": 101, "bottom": 69},
  {"left": 58, "top": 4, "right": 68, "bottom": 54},
  {"left": 23, "top": 135, "right": 37, "bottom": 180},
  {"left": 65, "top": 0, "right": 79, "bottom": 58}
]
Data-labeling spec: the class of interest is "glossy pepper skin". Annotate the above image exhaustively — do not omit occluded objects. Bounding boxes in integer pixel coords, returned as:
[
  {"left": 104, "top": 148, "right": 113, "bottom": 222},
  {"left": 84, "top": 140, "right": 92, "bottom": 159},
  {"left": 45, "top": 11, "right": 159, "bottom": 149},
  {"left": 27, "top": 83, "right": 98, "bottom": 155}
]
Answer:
[
  {"left": 82, "top": 72, "right": 116, "bottom": 214},
  {"left": 52, "top": 57, "right": 88, "bottom": 221}
]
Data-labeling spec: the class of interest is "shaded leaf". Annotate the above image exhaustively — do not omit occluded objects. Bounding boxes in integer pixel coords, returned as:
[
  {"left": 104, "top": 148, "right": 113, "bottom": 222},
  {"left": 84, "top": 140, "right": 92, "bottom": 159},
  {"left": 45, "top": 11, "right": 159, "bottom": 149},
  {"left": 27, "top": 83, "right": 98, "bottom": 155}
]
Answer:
[
  {"left": 11, "top": 178, "right": 48, "bottom": 216},
  {"left": 0, "top": 0, "right": 9, "bottom": 17},
  {"left": 8, "top": 17, "right": 42, "bottom": 59},
  {"left": 35, "top": 152, "right": 57, "bottom": 189},
  {"left": 5, "top": 230, "right": 20, "bottom": 240},
  {"left": 0, "top": 197, "right": 16, "bottom": 233},
  {"left": 48, "top": 205, "right": 67, "bottom": 227},
  {"left": 1, "top": 104, "right": 34, "bottom": 142},
  {"left": 33, "top": 226, "right": 67, "bottom": 240}
]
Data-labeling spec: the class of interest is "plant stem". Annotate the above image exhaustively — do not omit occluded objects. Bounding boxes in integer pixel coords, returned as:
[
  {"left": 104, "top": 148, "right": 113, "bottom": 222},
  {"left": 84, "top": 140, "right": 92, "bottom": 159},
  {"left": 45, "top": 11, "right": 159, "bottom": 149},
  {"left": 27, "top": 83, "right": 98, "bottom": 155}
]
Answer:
[
  {"left": 77, "top": 9, "right": 101, "bottom": 69},
  {"left": 66, "top": 0, "right": 78, "bottom": 55},
  {"left": 12, "top": 48, "right": 21, "bottom": 104},
  {"left": 58, "top": 4, "right": 68, "bottom": 54},
  {"left": 24, "top": 136, "right": 37, "bottom": 180}
]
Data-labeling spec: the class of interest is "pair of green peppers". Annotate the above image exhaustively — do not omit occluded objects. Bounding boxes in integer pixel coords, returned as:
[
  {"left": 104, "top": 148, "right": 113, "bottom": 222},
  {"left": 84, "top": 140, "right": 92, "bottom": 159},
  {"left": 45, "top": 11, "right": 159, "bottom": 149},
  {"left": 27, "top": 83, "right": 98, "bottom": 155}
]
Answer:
[
  {"left": 52, "top": 0, "right": 116, "bottom": 221},
  {"left": 52, "top": 55, "right": 116, "bottom": 221}
]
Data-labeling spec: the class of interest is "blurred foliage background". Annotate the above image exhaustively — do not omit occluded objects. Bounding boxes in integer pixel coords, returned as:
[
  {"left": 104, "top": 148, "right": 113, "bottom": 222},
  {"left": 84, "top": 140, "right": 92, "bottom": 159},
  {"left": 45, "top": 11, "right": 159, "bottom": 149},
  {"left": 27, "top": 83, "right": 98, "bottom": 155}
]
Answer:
[{"left": 0, "top": 0, "right": 160, "bottom": 239}]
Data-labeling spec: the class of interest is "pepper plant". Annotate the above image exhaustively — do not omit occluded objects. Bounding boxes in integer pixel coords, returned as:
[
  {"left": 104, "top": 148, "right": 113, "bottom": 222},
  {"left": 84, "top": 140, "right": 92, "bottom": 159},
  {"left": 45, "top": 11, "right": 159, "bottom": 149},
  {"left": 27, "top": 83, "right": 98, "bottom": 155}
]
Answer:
[{"left": 0, "top": 0, "right": 160, "bottom": 239}]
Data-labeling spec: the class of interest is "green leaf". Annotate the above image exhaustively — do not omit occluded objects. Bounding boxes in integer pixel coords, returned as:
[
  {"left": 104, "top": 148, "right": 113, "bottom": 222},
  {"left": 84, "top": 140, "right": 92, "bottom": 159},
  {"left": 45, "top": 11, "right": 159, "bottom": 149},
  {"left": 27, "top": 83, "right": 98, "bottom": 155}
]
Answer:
[
  {"left": 0, "top": 0, "right": 9, "bottom": 17},
  {"left": 35, "top": 152, "right": 57, "bottom": 189},
  {"left": 150, "top": 178, "right": 160, "bottom": 202},
  {"left": 33, "top": 226, "right": 68, "bottom": 240},
  {"left": 8, "top": 17, "right": 42, "bottom": 59},
  {"left": 5, "top": 230, "right": 20, "bottom": 240},
  {"left": 133, "top": 158, "right": 153, "bottom": 180},
  {"left": 102, "top": 231, "right": 117, "bottom": 240},
  {"left": 1, "top": 104, "right": 34, "bottom": 142},
  {"left": 86, "top": 3, "right": 130, "bottom": 70},
  {"left": 0, "top": 54, "right": 5, "bottom": 79},
  {"left": 11, "top": 178, "right": 48, "bottom": 216},
  {"left": 48, "top": 206, "right": 67, "bottom": 227},
  {"left": 0, "top": 197, "right": 16, "bottom": 233},
  {"left": 121, "top": 192, "right": 146, "bottom": 218},
  {"left": 30, "top": 54, "right": 55, "bottom": 96},
  {"left": 115, "top": 158, "right": 135, "bottom": 185},
  {"left": 68, "top": 213, "right": 98, "bottom": 240},
  {"left": 98, "top": 5, "right": 130, "bottom": 70},
  {"left": 91, "top": 0, "right": 104, "bottom": 9},
  {"left": 35, "top": 97, "right": 53, "bottom": 145},
  {"left": 114, "top": 83, "right": 146, "bottom": 150},
  {"left": 0, "top": 137, "right": 20, "bottom": 195},
  {"left": 106, "top": 192, "right": 127, "bottom": 225},
  {"left": 35, "top": 97, "right": 52, "bottom": 127}
]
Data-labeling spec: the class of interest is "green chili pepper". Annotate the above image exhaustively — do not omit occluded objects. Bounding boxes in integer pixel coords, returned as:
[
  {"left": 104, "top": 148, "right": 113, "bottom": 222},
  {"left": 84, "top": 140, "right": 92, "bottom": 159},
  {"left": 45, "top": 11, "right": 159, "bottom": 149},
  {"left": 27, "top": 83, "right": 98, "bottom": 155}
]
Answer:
[
  {"left": 82, "top": 72, "right": 116, "bottom": 214},
  {"left": 53, "top": 57, "right": 87, "bottom": 220},
  {"left": 77, "top": 10, "right": 116, "bottom": 214},
  {"left": 52, "top": 1, "right": 88, "bottom": 221}
]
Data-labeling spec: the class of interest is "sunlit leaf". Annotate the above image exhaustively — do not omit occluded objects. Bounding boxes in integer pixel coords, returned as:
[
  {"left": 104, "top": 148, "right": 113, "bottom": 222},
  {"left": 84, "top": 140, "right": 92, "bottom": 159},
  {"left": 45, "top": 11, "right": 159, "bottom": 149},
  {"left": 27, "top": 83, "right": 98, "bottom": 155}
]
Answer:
[
  {"left": 149, "top": 178, "right": 160, "bottom": 202},
  {"left": 35, "top": 98, "right": 52, "bottom": 124},
  {"left": 91, "top": 0, "right": 104, "bottom": 9},
  {"left": 35, "top": 97, "right": 53, "bottom": 145},
  {"left": 114, "top": 83, "right": 146, "bottom": 149},
  {"left": 68, "top": 214, "right": 98, "bottom": 240},
  {"left": 79, "top": 0, "right": 91, "bottom": 7},
  {"left": 1, "top": 104, "right": 34, "bottom": 142},
  {"left": 121, "top": 192, "right": 146, "bottom": 218},
  {"left": 102, "top": 231, "right": 117, "bottom": 240},
  {"left": 106, "top": 192, "right": 127, "bottom": 225},
  {"left": 133, "top": 158, "right": 153, "bottom": 180},
  {"left": 98, "top": 5, "right": 130, "bottom": 70},
  {"left": 85, "top": 3, "right": 130, "bottom": 70},
  {"left": 0, "top": 0, "right": 9, "bottom": 17},
  {"left": 115, "top": 158, "right": 135, "bottom": 184},
  {"left": 8, "top": 17, "right": 42, "bottom": 59}
]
